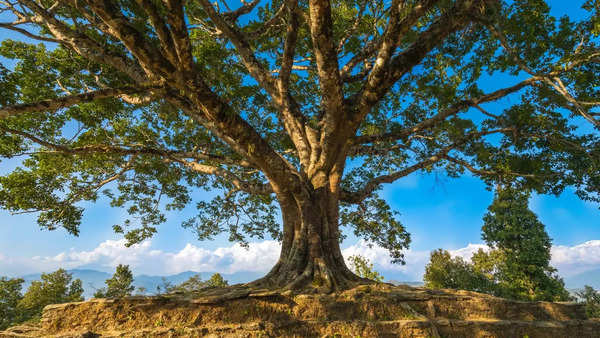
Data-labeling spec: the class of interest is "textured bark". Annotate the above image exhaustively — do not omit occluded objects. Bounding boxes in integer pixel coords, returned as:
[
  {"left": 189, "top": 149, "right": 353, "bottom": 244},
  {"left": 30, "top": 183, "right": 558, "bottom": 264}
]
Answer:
[{"left": 251, "top": 182, "right": 364, "bottom": 292}]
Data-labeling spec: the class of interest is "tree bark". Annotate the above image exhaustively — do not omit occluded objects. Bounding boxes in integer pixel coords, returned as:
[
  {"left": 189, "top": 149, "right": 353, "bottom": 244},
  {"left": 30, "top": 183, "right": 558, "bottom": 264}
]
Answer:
[{"left": 249, "top": 180, "right": 365, "bottom": 292}]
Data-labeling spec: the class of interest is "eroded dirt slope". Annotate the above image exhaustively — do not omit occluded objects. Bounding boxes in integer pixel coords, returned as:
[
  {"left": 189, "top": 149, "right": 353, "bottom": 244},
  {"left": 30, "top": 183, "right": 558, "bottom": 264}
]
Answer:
[{"left": 1, "top": 284, "right": 599, "bottom": 337}]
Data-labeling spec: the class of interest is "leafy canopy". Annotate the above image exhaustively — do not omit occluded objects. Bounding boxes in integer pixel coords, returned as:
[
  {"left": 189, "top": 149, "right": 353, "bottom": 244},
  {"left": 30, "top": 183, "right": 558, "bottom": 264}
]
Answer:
[
  {"left": 0, "top": 0, "right": 598, "bottom": 264},
  {"left": 17, "top": 269, "right": 84, "bottom": 322}
]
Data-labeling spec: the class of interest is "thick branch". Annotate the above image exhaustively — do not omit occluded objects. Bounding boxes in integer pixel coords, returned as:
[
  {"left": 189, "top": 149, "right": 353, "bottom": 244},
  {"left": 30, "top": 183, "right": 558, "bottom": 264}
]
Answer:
[
  {"left": 363, "top": 0, "right": 439, "bottom": 106},
  {"left": 276, "top": 0, "right": 313, "bottom": 167},
  {"left": 171, "top": 157, "right": 273, "bottom": 196},
  {"left": 84, "top": 0, "right": 176, "bottom": 79},
  {"left": 222, "top": 0, "right": 260, "bottom": 22},
  {"left": 0, "top": 21, "right": 61, "bottom": 43},
  {"left": 164, "top": 0, "right": 195, "bottom": 75},
  {"left": 166, "top": 83, "right": 300, "bottom": 193},
  {"left": 0, "top": 86, "right": 158, "bottom": 118},
  {"left": 356, "top": 0, "right": 483, "bottom": 116},
  {"left": 134, "top": 0, "right": 179, "bottom": 66},
  {"left": 198, "top": 0, "right": 277, "bottom": 96},
  {"left": 340, "top": 152, "right": 445, "bottom": 203}
]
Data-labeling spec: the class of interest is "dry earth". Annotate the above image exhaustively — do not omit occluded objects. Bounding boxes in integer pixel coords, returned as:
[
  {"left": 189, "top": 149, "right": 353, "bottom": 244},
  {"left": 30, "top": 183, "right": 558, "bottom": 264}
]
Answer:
[{"left": 1, "top": 284, "right": 599, "bottom": 337}]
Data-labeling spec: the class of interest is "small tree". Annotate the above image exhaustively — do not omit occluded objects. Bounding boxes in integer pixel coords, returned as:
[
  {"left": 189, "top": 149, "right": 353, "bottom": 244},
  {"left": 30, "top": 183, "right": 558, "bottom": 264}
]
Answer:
[
  {"left": 206, "top": 273, "right": 229, "bottom": 288},
  {"left": 17, "top": 269, "right": 83, "bottom": 321},
  {"left": 576, "top": 286, "right": 600, "bottom": 318},
  {"left": 168, "top": 273, "right": 229, "bottom": 294},
  {"left": 347, "top": 255, "right": 384, "bottom": 282},
  {"left": 0, "top": 277, "right": 24, "bottom": 330},
  {"left": 423, "top": 249, "right": 493, "bottom": 293},
  {"left": 94, "top": 264, "right": 135, "bottom": 298},
  {"left": 166, "top": 274, "right": 204, "bottom": 294}
]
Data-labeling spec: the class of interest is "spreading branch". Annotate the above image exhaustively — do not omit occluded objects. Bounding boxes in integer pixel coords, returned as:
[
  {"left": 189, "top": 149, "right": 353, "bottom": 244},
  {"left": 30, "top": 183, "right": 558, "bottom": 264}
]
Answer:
[{"left": 0, "top": 86, "right": 160, "bottom": 119}]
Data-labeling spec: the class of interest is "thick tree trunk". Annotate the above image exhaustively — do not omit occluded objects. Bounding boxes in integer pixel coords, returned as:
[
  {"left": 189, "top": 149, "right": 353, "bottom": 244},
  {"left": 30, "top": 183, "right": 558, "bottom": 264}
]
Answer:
[{"left": 249, "top": 182, "right": 366, "bottom": 292}]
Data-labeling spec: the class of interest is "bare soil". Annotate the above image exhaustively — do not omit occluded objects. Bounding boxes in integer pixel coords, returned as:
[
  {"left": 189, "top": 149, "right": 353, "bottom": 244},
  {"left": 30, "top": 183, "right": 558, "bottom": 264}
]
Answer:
[{"left": 1, "top": 284, "right": 599, "bottom": 337}]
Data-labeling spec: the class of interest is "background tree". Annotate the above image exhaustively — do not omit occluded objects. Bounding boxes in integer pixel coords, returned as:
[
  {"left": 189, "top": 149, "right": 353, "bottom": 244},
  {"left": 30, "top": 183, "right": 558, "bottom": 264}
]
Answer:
[
  {"left": 0, "top": 0, "right": 599, "bottom": 291},
  {"left": 425, "top": 187, "right": 570, "bottom": 301},
  {"left": 17, "top": 269, "right": 83, "bottom": 322},
  {"left": 167, "top": 274, "right": 205, "bottom": 294},
  {"left": 576, "top": 285, "right": 600, "bottom": 318},
  {"left": 167, "top": 273, "right": 229, "bottom": 294},
  {"left": 423, "top": 249, "right": 494, "bottom": 293},
  {"left": 477, "top": 186, "right": 570, "bottom": 301},
  {"left": 206, "top": 273, "right": 229, "bottom": 288},
  {"left": 93, "top": 264, "right": 135, "bottom": 298},
  {"left": 347, "top": 255, "right": 384, "bottom": 282},
  {"left": 136, "top": 286, "right": 147, "bottom": 295},
  {"left": 0, "top": 277, "right": 24, "bottom": 330}
]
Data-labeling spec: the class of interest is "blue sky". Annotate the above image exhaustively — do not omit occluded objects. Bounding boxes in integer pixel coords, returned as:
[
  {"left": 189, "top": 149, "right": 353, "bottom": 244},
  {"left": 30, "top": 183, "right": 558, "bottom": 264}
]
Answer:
[{"left": 0, "top": 0, "right": 599, "bottom": 284}]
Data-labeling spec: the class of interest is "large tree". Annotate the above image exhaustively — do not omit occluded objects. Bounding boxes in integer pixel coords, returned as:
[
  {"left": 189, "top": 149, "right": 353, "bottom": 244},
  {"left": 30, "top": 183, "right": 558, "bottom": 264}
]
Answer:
[{"left": 0, "top": 0, "right": 598, "bottom": 292}]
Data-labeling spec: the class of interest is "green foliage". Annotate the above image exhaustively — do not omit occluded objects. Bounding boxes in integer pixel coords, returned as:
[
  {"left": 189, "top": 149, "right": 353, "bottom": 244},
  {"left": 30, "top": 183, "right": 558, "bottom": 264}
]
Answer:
[
  {"left": 575, "top": 285, "right": 600, "bottom": 318},
  {"left": 425, "top": 187, "right": 571, "bottom": 302},
  {"left": 479, "top": 186, "right": 570, "bottom": 301},
  {"left": 167, "top": 273, "right": 229, "bottom": 295},
  {"left": 93, "top": 264, "right": 135, "bottom": 298},
  {"left": 424, "top": 249, "right": 494, "bottom": 293},
  {"left": 0, "top": 277, "right": 24, "bottom": 330},
  {"left": 206, "top": 273, "right": 229, "bottom": 288},
  {"left": 347, "top": 255, "right": 384, "bottom": 282},
  {"left": 341, "top": 196, "right": 410, "bottom": 264},
  {"left": 17, "top": 269, "right": 83, "bottom": 322},
  {"left": 166, "top": 274, "right": 204, "bottom": 294}
]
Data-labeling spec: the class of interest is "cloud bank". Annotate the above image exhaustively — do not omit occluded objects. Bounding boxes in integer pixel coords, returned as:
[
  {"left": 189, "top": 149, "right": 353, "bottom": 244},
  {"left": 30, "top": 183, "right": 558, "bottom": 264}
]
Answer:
[{"left": 1, "top": 239, "right": 599, "bottom": 282}]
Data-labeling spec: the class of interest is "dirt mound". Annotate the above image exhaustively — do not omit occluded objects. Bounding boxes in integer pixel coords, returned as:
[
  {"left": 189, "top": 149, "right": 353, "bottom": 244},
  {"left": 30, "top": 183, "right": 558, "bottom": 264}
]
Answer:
[{"left": 1, "top": 284, "right": 599, "bottom": 337}]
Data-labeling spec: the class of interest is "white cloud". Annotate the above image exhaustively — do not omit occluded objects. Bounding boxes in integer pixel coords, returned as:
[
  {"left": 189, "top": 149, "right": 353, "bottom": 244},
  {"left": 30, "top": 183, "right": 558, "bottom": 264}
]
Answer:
[
  {"left": 449, "top": 243, "right": 489, "bottom": 260},
  {"left": 550, "top": 240, "right": 600, "bottom": 277},
  {"left": 1, "top": 239, "right": 599, "bottom": 283},
  {"left": 162, "top": 241, "right": 280, "bottom": 275},
  {"left": 7, "top": 239, "right": 281, "bottom": 276},
  {"left": 342, "top": 240, "right": 430, "bottom": 281}
]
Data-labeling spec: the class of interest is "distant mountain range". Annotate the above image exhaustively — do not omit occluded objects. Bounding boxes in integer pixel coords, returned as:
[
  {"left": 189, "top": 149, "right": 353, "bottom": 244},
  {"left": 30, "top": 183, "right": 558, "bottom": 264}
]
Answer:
[
  {"left": 18, "top": 267, "right": 597, "bottom": 299},
  {"left": 20, "top": 269, "right": 263, "bottom": 299}
]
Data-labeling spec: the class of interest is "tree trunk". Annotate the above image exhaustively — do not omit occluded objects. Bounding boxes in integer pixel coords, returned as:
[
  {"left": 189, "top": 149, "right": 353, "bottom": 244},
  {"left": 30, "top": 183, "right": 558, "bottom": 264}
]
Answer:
[{"left": 249, "top": 181, "right": 366, "bottom": 292}]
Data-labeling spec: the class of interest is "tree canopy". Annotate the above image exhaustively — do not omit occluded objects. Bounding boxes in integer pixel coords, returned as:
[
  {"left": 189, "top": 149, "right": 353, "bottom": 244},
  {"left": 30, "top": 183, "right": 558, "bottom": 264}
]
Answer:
[
  {"left": 0, "top": 0, "right": 598, "bottom": 291},
  {"left": 93, "top": 264, "right": 135, "bottom": 298},
  {"left": 17, "top": 269, "right": 83, "bottom": 321}
]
